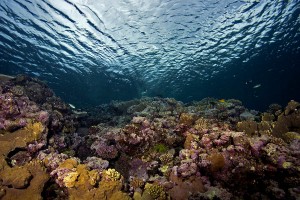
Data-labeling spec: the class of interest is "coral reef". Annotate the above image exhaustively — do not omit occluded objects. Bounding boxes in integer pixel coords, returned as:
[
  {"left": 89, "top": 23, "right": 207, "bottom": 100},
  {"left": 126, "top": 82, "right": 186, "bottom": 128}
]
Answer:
[{"left": 0, "top": 75, "right": 299, "bottom": 199}]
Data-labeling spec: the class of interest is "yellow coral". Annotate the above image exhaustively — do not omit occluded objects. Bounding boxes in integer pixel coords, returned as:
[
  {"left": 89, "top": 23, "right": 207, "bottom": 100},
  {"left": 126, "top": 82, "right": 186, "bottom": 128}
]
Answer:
[
  {"left": 64, "top": 172, "right": 79, "bottom": 188},
  {"left": 283, "top": 132, "right": 300, "bottom": 143},
  {"left": 282, "top": 162, "right": 292, "bottom": 169},
  {"left": 103, "top": 168, "right": 121, "bottom": 181},
  {"left": 133, "top": 191, "right": 142, "bottom": 200},
  {"left": 144, "top": 183, "right": 167, "bottom": 199},
  {"left": 59, "top": 158, "right": 79, "bottom": 169},
  {"left": 25, "top": 122, "right": 44, "bottom": 140},
  {"left": 88, "top": 170, "right": 100, "bottom": 186},
  {"left": 159, "top": 153, "right": 173, "bottom": 165},
  {"left": 109, "top": 191, "right": 132, "bottom": 200},
  {"left": 194, "top": 117, "right": 208, "bottom": 131},
  {"left": 159, "top": 165, "right": 169, "bottom": 174}
]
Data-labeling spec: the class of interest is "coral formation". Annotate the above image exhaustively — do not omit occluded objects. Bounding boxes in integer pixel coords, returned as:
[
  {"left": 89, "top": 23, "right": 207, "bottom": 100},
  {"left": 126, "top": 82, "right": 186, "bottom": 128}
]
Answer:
[
  {"left": 0, "top": 75, "right": 299, "bottom": 199},
  {"left": 0, "top": 122, "right": 49, "bottom": 199}
]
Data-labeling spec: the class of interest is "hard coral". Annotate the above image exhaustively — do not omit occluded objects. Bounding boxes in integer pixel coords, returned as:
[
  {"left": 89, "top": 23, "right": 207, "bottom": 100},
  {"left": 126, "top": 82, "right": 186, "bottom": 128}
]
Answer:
[
  {"left": 91, "top": 139, "right": 119, "bottom": 159},
  {"left": 49, "top": 160, "right": 128, "bottom": 200},
  {"left": 130, "top": 177, "right": 145, "bottom": 190},
  {"left": 0, "top": 160, "right": 49, "bottom": 200},
  {"left": 207, "top": 153, "right": 225, "bottom": 172},
  {"left": 143, "top": 183, "right": 167, "bottom": 200},
  {"left": 0, "top": 122, "right": 46, "bottom": 168},
  {"left": 128, "top": 158, "right": 149, "bottom": 180},
  {"left": 0, "top": 92, "right": 49, "bottom": 132},
  {"left": 168, "top": 173, "right": 205, "bottom": 200},
  {"left": 103, "top": 168, "right": 121, "bottom": 181},
  {"left": 194, "top": 117, "right": 208, "bottom": 132},
  {"left": 68, "top": 172, "right": 129, "bottom": 200},
  {"left": 64, "top": 172, "right": 79, "bottom": 188},
  {"left": 66, "top": 166, "right": 129, "bottom": 200},
  {"left": 84, "top": 156, "right": 109, "bottom": 171},
  {"left": 237, "top": 120, "right": 258, "bottom": 136},
  {"left": 179, "top": 113, "right": 196, "bottom": 126}
]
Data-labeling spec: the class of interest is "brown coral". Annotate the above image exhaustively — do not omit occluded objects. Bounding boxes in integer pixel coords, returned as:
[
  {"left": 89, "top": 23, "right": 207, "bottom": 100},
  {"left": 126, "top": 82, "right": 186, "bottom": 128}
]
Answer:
[
  {"left": 130, "top": 177, "right": 145, "bottom": 190},
  {"left": 0, "top": 160, "right": 49, "bottom": 200},
  {"left": 169, "top": 174, "right": 205, "bottom": 200},
  {"left": 65, "top": 166, "right": 129, "bottom": 200},
  {"left": 184, "top": 133, "right": 193, "bottom": 149},
  {"left": 261, "top": 112, "right": 275, "bottom": 122},
  {"left": 0, "top": 122, "right": 49, "bottom": 200},
  {"left": 207, "top": 153, "right": 225, "bottom": 172},
  {"left": 179, "top": 113, "right": 196, "bottom": 126},
  {"left": 272, "top": 102, "right": 300, "bottom": 140},
  {"left": 237, "top": 120, "right": 258, "bottom": 136},
  {"left": 194, "top": 117, "right": 208, "bottom": 132}
]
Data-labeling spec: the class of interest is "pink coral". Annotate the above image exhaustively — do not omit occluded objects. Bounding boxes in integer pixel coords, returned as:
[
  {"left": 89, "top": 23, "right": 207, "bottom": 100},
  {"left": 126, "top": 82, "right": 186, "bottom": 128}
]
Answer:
[
  {"left": 177, "top": 161, "right": 198, "bottom": 177},
  {"left": 91, "top": 139, "right": 118, "bottom": 159}
]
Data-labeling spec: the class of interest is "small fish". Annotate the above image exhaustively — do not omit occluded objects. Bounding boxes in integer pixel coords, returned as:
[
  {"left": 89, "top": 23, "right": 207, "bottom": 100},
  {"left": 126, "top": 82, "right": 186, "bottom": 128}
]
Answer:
[
  {"left": 245, "top": 80, "right": 252, "bottom": 85},
  {"left": 68, "top": 103, "right": 76, "bottom": 109},
  {"left": 219, "top": 99, "right": 226, "bottom": 103},
  {"left": 253, "top": 84, "right": 261, "bottom": 89}
]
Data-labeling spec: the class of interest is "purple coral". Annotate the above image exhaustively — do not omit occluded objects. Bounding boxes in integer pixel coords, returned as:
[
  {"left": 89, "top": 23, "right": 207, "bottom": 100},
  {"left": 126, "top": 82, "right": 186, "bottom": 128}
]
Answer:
[
  {"left": 37, "top": 111, "right": 50, "bottom": 124},
  {"left": 128, "top": 158, "right": 149, "bottom": 180},
  {"left": 38, "top": 152, "right": 69, "bottom": 171},
  {"left": 84, "top": 157, "right": 109, "bottom": 171},
  {"left": 200, "top": 134, "right": 213, "bottom": 149},
  {"left": 176, "top": 160, "right": 198, "bottom": 178},
  {"left": 213, "top": 131, "right": 231, "bottom": 146},
  {"left": 27, "top": 141, "right": 45, "bottom": 154},
  {"left": 91, "top": 139, "right": 118, "bottom": 159},
  {"left": 249, "top": 136, "right": 269, "bottom": 157}
]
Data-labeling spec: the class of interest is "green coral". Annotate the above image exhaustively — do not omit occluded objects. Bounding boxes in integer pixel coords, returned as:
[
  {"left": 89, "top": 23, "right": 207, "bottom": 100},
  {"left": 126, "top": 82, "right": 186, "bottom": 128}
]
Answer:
[
  {"left": 282, "top": 162, "right": 292, "bottom": 169},
  {"left": 153, "top": 143, "right": 168, "bottom": 153},
  {"left": 159, "top": 165, "right": 169, "bottom": 173}
]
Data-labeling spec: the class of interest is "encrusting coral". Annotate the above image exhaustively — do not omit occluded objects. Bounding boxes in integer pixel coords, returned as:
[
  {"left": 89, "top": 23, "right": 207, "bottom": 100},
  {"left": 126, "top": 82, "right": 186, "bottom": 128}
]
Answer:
[{"left": 0, "top": 122, "right": 49, "bottom": 200}]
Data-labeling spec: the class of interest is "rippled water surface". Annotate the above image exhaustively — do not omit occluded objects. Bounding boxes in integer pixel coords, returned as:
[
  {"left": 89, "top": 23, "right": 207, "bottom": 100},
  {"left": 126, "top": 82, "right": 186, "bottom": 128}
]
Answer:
[{"left": 0, "top": 0, "right": 299, "bottom": 109}]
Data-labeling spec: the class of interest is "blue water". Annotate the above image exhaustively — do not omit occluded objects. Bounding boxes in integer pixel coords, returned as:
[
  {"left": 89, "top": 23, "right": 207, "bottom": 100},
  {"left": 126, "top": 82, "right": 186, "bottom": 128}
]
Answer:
[{"left": 0, "top": 0, "right": 299, "bottom": 110}]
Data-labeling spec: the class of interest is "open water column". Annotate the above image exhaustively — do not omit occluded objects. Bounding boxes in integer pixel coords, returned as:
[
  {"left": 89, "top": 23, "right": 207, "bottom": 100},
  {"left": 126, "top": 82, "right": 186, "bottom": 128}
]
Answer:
[{"left": 0, "top": 0, "right": 299, "bottom": 109}]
